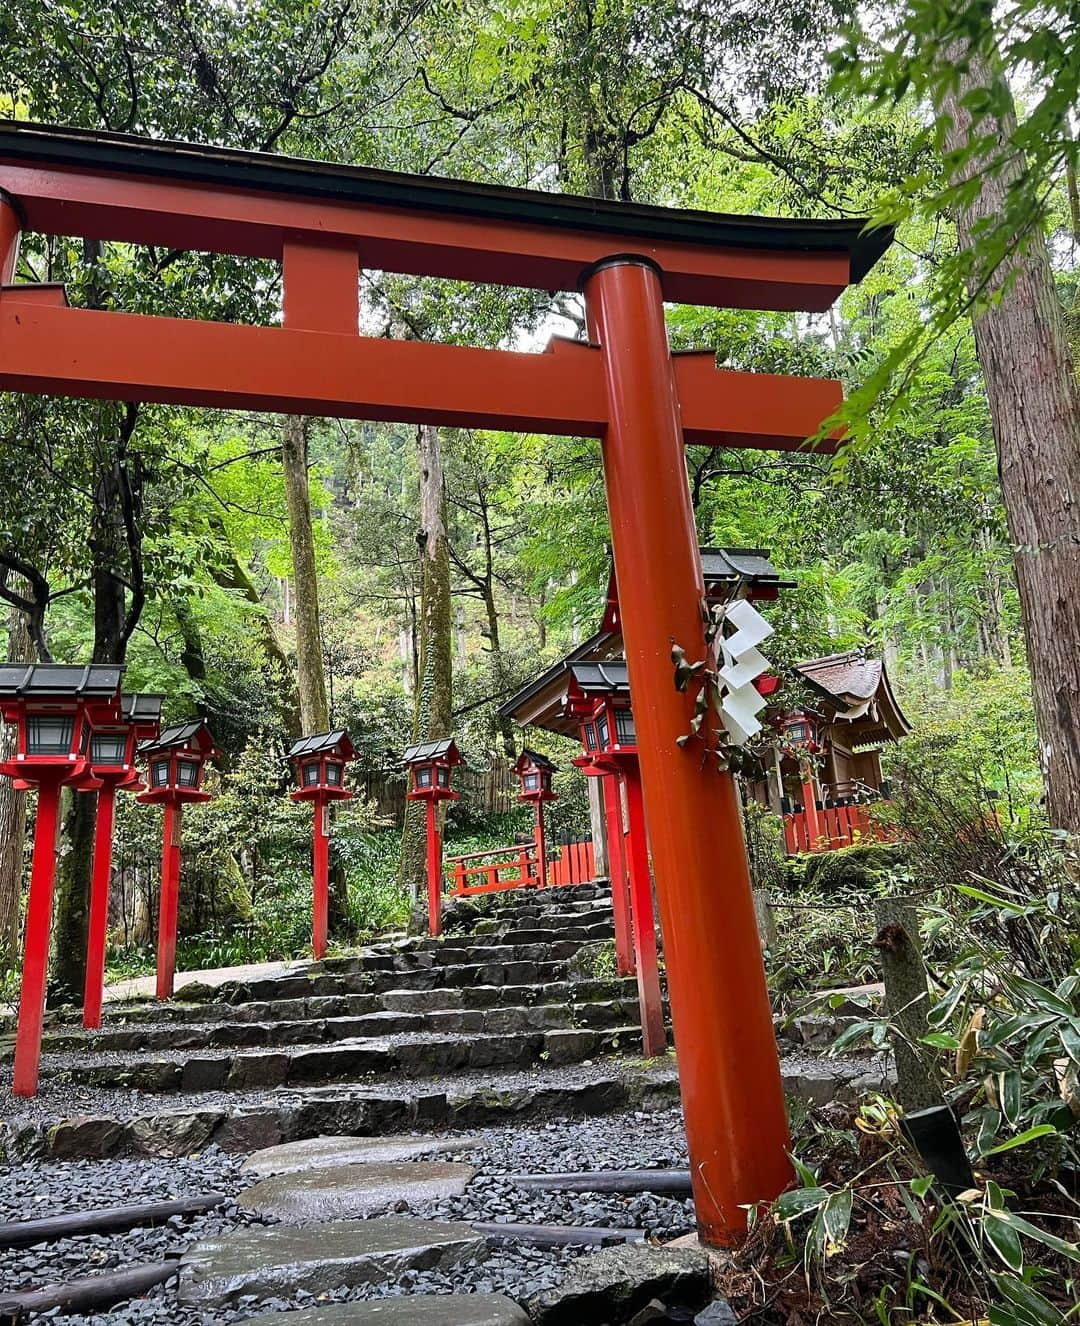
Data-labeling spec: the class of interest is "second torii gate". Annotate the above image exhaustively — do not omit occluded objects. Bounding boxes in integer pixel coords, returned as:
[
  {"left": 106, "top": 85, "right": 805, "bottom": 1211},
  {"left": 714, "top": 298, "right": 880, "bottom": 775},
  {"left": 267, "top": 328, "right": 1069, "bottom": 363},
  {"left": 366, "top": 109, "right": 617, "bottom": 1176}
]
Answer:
[{"left": 0, "top": 120, "right": 891, "bottom": 1246}]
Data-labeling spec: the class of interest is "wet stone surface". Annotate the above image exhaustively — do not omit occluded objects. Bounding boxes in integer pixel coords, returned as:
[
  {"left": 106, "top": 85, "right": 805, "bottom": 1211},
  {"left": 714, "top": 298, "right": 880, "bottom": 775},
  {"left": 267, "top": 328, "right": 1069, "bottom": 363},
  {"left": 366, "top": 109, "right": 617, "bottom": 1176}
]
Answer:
[{"left": 237, "top": 1160, "right": 478, "bottom": 1222}]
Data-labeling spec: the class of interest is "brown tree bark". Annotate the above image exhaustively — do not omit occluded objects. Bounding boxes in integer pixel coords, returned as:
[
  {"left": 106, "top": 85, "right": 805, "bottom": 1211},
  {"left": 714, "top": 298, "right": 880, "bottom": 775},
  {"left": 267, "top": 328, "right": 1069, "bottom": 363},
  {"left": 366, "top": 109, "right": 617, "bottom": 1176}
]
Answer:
[
  {"left": 282, "top": 416, "right": 330, "bottom": 735},
  {"left": 938, "top": 46, "right": 1080, "bottom": 832},
  {"left": 399, "top": 424, "right": 454, "bottom": 911},
  {"left": 0, "top": 604, "right": 32, "bottom": 970}
]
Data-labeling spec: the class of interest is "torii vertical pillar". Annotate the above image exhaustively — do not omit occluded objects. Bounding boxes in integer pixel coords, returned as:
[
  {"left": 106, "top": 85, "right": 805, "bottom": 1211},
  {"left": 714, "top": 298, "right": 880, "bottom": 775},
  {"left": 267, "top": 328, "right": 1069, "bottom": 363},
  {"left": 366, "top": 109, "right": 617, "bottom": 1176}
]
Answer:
[
  {"left": 0, "top": 192, "right": 20, "bottom": 283},
  {"left": 584, "top": 256, "right": 791, "bottom": 1245}
]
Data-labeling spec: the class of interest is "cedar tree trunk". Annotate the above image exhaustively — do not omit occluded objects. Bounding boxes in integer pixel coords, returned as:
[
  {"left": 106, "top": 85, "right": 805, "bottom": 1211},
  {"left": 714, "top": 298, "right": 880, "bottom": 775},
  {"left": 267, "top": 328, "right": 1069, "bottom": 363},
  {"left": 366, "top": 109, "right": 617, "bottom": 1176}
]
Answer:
[{"left": 939, "top": 45, "right": 1080, "bottom": 832}]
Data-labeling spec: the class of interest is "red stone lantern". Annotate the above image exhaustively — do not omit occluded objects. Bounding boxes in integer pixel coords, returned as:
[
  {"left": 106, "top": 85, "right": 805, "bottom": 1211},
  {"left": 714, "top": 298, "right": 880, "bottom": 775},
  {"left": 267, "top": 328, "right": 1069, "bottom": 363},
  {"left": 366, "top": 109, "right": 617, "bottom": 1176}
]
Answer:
[
  {"left": 136, "top": 720, "right": 218, "bottom": 1000},
  {"left": 0, "top": 663, "right": 123, "bottom": 1095},
  {"left": 287, "top": 730, "right": 356, "bottom": 960},
  {"left": 564, "top": 663, "right": 665, "bottom": 1057},
  {"left": 403, "top": 738, "right": 462, "bottom": 937},
  {"left": 81, "top": 693, "right": 164, "bottom": 1030},
  {"left": 513, "top": 749, "right": 557, "bottom": 888}
]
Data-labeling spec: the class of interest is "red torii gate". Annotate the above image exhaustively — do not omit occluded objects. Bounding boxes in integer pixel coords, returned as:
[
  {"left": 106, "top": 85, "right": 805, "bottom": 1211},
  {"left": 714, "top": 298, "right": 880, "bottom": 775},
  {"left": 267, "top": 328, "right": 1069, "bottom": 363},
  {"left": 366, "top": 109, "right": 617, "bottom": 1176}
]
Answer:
[{"left": 0, "top": 121, "right": 891, "bottom": 1246}]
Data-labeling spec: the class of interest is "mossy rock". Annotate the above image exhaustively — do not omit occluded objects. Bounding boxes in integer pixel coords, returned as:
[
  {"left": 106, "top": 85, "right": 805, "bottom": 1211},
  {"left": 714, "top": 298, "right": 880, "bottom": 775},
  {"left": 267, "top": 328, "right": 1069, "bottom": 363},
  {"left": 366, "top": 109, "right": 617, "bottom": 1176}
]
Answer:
[{"left": 783, "top": 842, "right": 903, "bottom": 894}]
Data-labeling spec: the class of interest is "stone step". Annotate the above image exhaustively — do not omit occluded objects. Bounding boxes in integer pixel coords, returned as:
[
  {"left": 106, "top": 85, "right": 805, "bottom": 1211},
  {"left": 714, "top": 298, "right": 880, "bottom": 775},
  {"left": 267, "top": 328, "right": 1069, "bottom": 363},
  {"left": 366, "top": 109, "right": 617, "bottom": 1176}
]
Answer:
[
  {"left": 38, "top": 997, "right": 646, "bottom": 1055},
  {"left": 178, "top": 1216, "right": 488, "bottom": 1306},
  {"left": 239, "top": 1295, "right": 529, "bottom": 1325},
  {"left": 174, "top": 957, "right": 594, "bottom": 1006},
  {"left": 45, "top": 1025, "right": 647, "bottom": 1093},
  {"left": 5, "top": 1060, "right": 681, "bottom": 1161},
  {"left": 65, "top": 976, "right": 642, "bottom": 1037},
  {"left": 412, "top": 921, "right": 615, "bottom": 952}
]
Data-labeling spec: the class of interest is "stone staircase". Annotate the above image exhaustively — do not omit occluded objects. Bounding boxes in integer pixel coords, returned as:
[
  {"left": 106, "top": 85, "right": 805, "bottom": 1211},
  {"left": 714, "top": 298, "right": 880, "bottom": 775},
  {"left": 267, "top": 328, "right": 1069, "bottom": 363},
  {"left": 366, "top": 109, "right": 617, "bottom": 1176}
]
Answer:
[
  {"left": 0, "top": 882, "right": 683, "bottom": 1163},
  {"left": 0, "top": 881, "right": 894, "bottom": 1324}
]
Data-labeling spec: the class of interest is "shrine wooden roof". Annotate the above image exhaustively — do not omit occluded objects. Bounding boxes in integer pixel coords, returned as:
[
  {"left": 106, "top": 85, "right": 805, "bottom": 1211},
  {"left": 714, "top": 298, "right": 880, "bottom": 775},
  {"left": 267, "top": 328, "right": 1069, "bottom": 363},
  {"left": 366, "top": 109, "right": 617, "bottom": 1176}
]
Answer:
[
  {"left": 402, "top": 738, "right": 461, "bottom": 765},
  {"left": 796, "top": 651, "right": 911, "bottom": 743}
]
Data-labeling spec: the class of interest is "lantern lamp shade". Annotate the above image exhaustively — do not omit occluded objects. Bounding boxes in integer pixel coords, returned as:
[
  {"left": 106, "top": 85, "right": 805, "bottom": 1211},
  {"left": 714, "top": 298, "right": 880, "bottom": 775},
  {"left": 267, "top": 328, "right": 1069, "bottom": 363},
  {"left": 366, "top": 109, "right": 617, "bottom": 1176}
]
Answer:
[
  {"left": 786, "top": 718, "right": 811, "bottom": 743},
  {"left": 302, "top": 760, "right": 321, "bottom": 786},
  {"left": 137, "top": 719, "right": 219, "bottom": 796},
  {"left": 151, "top": 759, "right": 170, "bottom": 787},
  {"left": 90, "top": 730, "right": 129, "bottom": 766},
  {"left": 177, "top": 759, "right": 200, "bottom": 787},
  {"left": 416, "top": 765, "right": 433, "bottom": 788},
  {"left": 27, "top": 714, "right": 75, "bottom": 756},
  {"left": 326, "top": 761, "right": 343, "bottom": 786}
]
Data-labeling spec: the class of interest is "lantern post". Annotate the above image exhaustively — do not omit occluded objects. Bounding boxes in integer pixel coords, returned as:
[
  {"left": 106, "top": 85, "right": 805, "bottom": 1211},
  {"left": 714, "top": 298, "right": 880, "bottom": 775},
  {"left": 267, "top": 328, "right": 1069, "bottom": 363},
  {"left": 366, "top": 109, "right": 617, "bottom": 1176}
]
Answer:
[
  {"left": 81, "top": 693, "right": 164, "bottom": 1029},
  {"left": 565, "top": 665, "right": 665, "bottom": 1056},
  {"left": 136, "top": 721, "right": 218, "bottom": 1000},
  {"left": 0, "top": 663, "right": 124, "bottom": 1096},
  {"left": 287, "top": 730, "right": 357, "bottom": 959},
  {"left": 513, "top": 749, "right": 557, "bottom": 888},
  {"left": 403, "top": 739, "right": 462, "bottom": 936}
]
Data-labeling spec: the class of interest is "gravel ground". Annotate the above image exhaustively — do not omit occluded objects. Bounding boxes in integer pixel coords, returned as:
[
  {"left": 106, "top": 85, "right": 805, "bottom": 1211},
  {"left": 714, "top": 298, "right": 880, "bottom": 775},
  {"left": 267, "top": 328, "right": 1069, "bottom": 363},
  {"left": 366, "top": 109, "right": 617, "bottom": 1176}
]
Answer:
[{"left": 0, "top": 1103, "right": 692, "bottom": 1324}]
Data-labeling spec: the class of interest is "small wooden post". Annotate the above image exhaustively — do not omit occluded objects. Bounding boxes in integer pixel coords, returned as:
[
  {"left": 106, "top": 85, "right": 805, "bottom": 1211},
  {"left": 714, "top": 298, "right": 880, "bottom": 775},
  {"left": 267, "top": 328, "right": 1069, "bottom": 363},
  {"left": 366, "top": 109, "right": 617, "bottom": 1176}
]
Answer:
[{"left": 872, "top": 896, "right": 944, "bottom": 1112}]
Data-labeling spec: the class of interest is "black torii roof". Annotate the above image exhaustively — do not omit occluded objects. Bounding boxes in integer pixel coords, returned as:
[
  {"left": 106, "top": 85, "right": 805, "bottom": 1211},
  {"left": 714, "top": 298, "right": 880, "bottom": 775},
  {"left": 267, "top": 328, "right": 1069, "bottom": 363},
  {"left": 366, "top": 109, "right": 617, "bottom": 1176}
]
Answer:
[
  {"left": 402, "top": 738, "right": 462, "bottom": 765},
  {"left": 138, "top": 719, "right": 217, "bottom": 758},
  {"left": 0, "top": 663, "right": 124, "bottom": 698},
  {"left": 287, "top": 729, "right": 355, "bottom": 760}
]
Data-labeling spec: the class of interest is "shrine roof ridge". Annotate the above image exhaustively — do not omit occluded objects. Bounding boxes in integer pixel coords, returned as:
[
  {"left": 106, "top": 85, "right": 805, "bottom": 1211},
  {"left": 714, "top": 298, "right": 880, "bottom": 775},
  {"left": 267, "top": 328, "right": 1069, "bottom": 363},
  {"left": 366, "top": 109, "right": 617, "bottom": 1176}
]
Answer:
[
  {"left": 121, "top": 693, "right": 164, "bottom": 723},
  {"left": 0, "top": 122, "right": 893, "bottom": 283},
  {"left": 402, "top": 738, "right": 461, "bottom": 764}
]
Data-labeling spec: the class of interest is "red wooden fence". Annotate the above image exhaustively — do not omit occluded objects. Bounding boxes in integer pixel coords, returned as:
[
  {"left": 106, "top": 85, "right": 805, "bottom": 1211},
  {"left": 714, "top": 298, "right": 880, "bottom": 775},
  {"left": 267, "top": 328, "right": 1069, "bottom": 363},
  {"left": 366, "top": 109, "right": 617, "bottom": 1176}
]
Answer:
[
  {"left": 446, "top": 837, "right": 596, "bottom": 897},
  {"left": 782, "top": 802, "right": 893, "bottom": 855}
]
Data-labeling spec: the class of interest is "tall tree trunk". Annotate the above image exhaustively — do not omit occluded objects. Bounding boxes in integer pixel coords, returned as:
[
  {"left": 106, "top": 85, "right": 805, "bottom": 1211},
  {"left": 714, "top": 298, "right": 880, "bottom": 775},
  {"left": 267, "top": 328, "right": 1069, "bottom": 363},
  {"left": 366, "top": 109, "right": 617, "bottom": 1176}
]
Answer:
[
  {"left": 281, "top": 416, "right": 348, "bottom": 936},
  {"left": 939, "top": 44, "right": 1080, "bottom": 831},
  {"left": 399, "top": 425, "right": 454, "bottom": 911},
  {"left": 282, "top": 416, "right": 330, "bottom": 732},
  {"left": 0, "top": 604, "right": 32, "bottom": 970}
]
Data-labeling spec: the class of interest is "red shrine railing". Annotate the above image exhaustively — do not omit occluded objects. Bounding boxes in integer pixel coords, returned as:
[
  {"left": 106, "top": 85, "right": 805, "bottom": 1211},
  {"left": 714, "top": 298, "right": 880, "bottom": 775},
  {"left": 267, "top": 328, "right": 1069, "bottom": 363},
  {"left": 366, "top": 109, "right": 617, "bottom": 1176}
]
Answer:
[
  {"left": 782, "top": 802, "right": 894, "bottom": 855},
  {"left": 446, "top": 837, "right": 596, "bottom": 897}
]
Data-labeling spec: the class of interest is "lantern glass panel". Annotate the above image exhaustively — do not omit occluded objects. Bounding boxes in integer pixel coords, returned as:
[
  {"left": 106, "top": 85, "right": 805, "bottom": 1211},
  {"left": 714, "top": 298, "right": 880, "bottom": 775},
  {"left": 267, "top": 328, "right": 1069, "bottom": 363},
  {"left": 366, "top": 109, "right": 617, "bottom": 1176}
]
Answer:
[
  {"left": 615, "top": 709, "right": 636, "bottom": 745},
  {"left": 91, "top": 732, "right": 128, "bottom": 766},
  {"left": 436, "top": 766, "right": 450, "bottom": 787},
  {"left": 523, "top": 772, "right": 539, "bottom": 791},
  {"left": 177, "top": 759, "right": 200, "bottom": 788},
  {"left": 27, "top": 715, "right": 75, "bottom": 756},
  {"left": 596, "top": 714, "right": 610, "bottom": 750},
  {"left": 416, "top": 766, "right": 432, "bottom": 788},
  {"left": 303, "top": 760, "right": 321, "bottom": 787},
  {"left": 151, "top": 759, "right": 170, "bottom": 787},
  {"left": 788, "top": 721, "right": 809, "bottom": 743},
  {"left": 326, "top": 761, "right": 342, "bottom": 786},
  {"left": 583, "top": 722, "right": 597, "bottom": 751}
]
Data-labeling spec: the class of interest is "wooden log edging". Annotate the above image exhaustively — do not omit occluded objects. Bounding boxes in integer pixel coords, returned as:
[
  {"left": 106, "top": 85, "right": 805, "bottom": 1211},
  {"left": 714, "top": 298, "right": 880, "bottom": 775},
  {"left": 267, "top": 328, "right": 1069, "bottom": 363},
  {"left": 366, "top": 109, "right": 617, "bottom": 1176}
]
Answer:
[
  {"left": 0, "top": 1194, "right": 225, "bottom": 1249},
  {"left": 512, "top": 1169, "right": 692, "bottom": 1195},
  {"left": 0, "top": 1261, "right": 179, "bottom": 1325},
  {"left": 473, "top": 1221, "right": 646, "bottom": 1247}
]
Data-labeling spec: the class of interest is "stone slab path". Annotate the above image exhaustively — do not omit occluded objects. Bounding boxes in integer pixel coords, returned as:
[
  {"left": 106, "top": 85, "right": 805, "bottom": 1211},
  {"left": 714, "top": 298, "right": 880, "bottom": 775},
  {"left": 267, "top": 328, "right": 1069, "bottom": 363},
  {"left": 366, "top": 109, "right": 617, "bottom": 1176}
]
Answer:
[
  {"left": 239, "top": 1295, "right": 530, "bottom": 1325},
  {"left": 179, "top": 1215, "right": 488, "bottom": 1305},
  {"left": 242, "top": 1132, "right": 486, "bottom": 1177},
  {"left": 238, "top": 1159, "right": 478, "bottom": 1221}
]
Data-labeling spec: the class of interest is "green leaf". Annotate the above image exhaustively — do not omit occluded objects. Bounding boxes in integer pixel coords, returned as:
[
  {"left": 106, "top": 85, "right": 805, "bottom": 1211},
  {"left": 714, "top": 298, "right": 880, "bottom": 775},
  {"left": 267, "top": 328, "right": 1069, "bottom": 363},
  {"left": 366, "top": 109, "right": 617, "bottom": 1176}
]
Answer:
[
  {"left": 993, "top": 1210, "right": 1080, "bottom": 1263},
  {"left": 992, "top": 1274, "right": 1065, "bottom": 1326},
  {"left": 983, "top": 1124, "right": 1057, "bottom": 1156},
  {"left": 984, "top": 1210, "right": 1024, "bottom": 1271},
  {"left": 822, "top": 1188, "right": 853, "bottom": 1251},
  {"left": 774, "top": 1186, "right": 828, "bottom": 1221},
  {"left": 1059, "top": 1021, "right": 1080, "bottom": 1065},
  {"left": 909, "top": 1174, "right": 934, "bottom": 1199}
]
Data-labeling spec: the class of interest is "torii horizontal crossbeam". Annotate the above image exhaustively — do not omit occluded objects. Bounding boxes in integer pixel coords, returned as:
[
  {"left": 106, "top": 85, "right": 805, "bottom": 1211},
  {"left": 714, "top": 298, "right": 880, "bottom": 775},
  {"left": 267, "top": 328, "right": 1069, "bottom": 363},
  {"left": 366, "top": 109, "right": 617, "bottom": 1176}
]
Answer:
[{"left": 0, "top": 290, "right": 842, "bottom": 450}]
